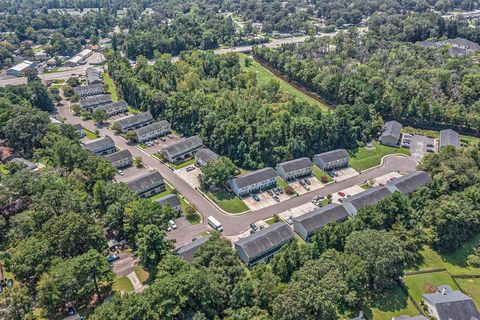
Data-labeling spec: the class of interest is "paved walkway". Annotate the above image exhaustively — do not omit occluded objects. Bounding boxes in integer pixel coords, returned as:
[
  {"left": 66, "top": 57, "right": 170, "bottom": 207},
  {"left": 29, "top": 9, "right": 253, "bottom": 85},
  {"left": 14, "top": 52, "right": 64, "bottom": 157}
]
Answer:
[{"left": 127, "top": 271, "right": 146, "bottom": 293}]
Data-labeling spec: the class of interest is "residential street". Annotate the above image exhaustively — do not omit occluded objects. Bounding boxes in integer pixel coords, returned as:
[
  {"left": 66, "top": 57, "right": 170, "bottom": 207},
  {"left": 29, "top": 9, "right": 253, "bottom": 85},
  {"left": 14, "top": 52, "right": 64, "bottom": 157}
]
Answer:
[{"left": 57, "top": 101, "right": 418, "bottom": 239}]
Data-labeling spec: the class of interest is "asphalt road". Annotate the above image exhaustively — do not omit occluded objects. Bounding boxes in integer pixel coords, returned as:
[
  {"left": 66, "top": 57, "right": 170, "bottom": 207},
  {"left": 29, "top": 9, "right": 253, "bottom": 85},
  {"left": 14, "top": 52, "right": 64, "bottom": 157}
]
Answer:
[{"left": 57, "top": 99, "right": 418, "bottom": 237}]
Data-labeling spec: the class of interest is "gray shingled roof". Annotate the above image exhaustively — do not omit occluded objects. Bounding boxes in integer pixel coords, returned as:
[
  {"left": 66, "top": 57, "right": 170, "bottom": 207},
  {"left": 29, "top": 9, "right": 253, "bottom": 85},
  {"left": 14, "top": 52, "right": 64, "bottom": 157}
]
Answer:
[
  {"left": 440, "top": 129, "right": 460, "bottom": 148},
  {"left": 155, "top": 193, "right": 181, "bottom": 208},
  {"left": 393, "top": 316, "right": 428, "bottom": 320},
  {"left": 315, "top": 149, "right": 349, "bottom": 163},
  {"left": 134, "top": 120, "right": 171, "bottom": 136},
  {"left": 381, "top": 121, "right": 402, "bottom": 140},
  {"left": 87, "top": 67, "right": 102, "bottom": 84},
  {"left": 176, "top": 236, "right": 211, "bottom": 263},
  {"left": 386, "top": 171, "right": 431, "bottom": 194},
  {"left": 293, "top": 203, "right": 349, "bottom": 236},
  {"left": 342, "top": 186, "right": 392, "bottom": 216},
  {"left": 233, "top": 167, "right": 277, "bottom": 189},
  {"left": 125, "top": 171, "right": 164, "bottom": 193},
  {"left": 423, "top": 288, "right": 479, "bottom": 320},
  {"left": 162, "top": 136, "right": 203, "bottom": 159},
  {"left": 236, "top": 222, "right": 294, "bottom": 260},
  {"left": 73, "top": 83, "right": 103, "bottom": 94},
  {"left": 115, "top": 111, "right": 153, "bottom": 130},
  {"left": 72, "top": 124, "right": 83, "bottom": 130},
  {"left": 441, "top": 37, "right": 480, "bottom": 50},
  {"left": 83, "top": 136, "right": 115, "bottom": 152},
  {"left": 277, "top": 157, "right": 312, "bottom": 173},
  {"left": 105, "top": 149, "right": 132, "bottom": 163},
  {"left": 79, "top": 94, "right": 112, "bottom": 108},
  {"left": 195, "top": 148, "right": 219, "bottom": 164},
  {"left": 96, "top": 101, "right": 128, "bottom": 113}
]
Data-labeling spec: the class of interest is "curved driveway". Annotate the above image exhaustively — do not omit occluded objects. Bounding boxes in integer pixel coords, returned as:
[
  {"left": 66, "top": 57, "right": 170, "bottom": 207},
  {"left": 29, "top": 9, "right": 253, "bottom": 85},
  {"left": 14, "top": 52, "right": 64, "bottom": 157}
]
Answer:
[{"left": 58, "top": 99, "right": 417, "bottom": 236}]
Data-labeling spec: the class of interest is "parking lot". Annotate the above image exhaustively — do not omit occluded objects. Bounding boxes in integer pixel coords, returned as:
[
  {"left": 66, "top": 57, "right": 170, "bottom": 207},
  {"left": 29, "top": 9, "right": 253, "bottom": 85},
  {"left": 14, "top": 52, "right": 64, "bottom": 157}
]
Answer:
[
  {"left": 333, "top": 167, "right": 359, "bottom": 182},
  {"left": 114, "top": 165, "right": 146, "bottom": 182},
  {"left": 243, "top": 188, "right": 290, "bottom": 211},
  {"left": 290, "top": 176, "right": 323, "bottom": 195},
  {"left": 142, "top": 134, "right": 184, "bottom": 154},
  {"left": 277, "top": 202, "right": 318, "bottom": 221},
  {"left": 371, "top": 172, "right": 402, "bottom": 187},
  {"left": 408, "top": 135, "right": 435, "bottom": 163},
  {"left": 331, "top": 185, "right": 365, "bottom": 204},
  {"left": 176, "top": 165, "right": 201, "bottom": 189}
]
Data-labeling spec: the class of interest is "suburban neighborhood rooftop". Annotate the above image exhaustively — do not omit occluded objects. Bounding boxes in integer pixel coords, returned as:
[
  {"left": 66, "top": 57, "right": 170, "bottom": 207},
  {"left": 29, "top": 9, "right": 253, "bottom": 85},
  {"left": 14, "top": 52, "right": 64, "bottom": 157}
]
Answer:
[
  {"left": 161, "top": 135, "right": 203, "bottom": 158},
  {"left": 232, "top": 167, "right": 277, "bottom": 189},
  {"left": 315, "top": 149, "right": 349, "bottom": 163},
  {"left": 276, "top": 157, "right": 312, "bottom": 173}
]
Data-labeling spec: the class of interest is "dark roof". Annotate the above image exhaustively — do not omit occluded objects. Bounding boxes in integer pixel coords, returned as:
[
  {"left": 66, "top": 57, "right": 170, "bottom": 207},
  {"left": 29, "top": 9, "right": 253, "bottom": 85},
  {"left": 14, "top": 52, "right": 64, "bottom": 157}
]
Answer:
[
  {"left": 125, "top": 171, "right": 164, "bottom": 193},
  {"left": 423, "top": 288, "right": 479, "bottom": 320},
  {"left": 232, "top": 167, "right": 277, "bottom": 189},
  {"left": 386, "top": 171, "right": 431, "bottom": 194},
  {"left": 86, "top": 67, "right": 102, "bottom": 84},
  {"left": 73, "top": 83, "right": 103, "bottom": 94},
  {"left": 441, "top": 37, "right": 480, "bottom": 50},
  {"left": 11, "top": 158, "right": 37, "bottom": 170},
  {"left": 115, "top": 111, "right": 153, "bottom": 129},
  {"left": 315, "top": 149, "right": 349, "bottom": 163},
  {"left": 83, "top": 136, "right": 115, "bottom": 152},
  {"left": 381, "top": 120, "right": 402, "bottom": 140},
  {"left": 155, "top": 193, "right": 181, "bottom": 208},
  {"left": 162, "top": 136, "right": 203, "bottom": 158},
  {"left": 96, "top": 101, "right": 128, "bottom": 113},
  {"left": 79, "top": 94, "right": 112, "bottom": 108},
  {"left": 277, "top": 157, "right": 312, "bottom": 173},
  {"left": 342, "top": 186, "right": 392, "bottom": 215},
  {"left": 293, "top": 203, "right": 349, "bottom": 236},
  {"left": 105, "top": 149, "right": 132, "bottom": 163},
  {"left": 440, "top": 129, "right": 460, "bottom": 148},
  {"left": 195, "top": 148, "right": 219, "bottom": 164},
  {"left": 236, "top": 222, "right": 294, "bottom": 260},
  {"left": 176, "top": 236, "right": 211, "bottom": 263},
  {"left": 134, "top": 120, "right": 171, "bottom": 136},
  {"left": 72, "top": 123, "right": 83, "bottom": 130}
]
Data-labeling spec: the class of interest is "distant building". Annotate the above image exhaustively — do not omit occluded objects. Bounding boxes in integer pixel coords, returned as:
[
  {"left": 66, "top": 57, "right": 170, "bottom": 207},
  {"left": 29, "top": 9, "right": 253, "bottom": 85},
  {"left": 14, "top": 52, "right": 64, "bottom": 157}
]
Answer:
[
  {"left": 96, "top": 101, "right": 128, "bottom": 117},
  {"left": 314, "top": 149, "right": 349, "bottom": 171},
  {"left": 72, "top": 124, "right": 85, "bottom": 138},
  {"left": 6, "top": 60, "right": 34, "bottom": 77},
  {"left": 422, "top": 285, "right": 479, "bottom": 320},
  {"left": 380, "top": 120, "right": 402, "bottom": 147},
  {"left": 113, "top": 111, "right": 154, "bottom": 133},
  {"left": 134, "top": 120, "right": 171, "bottom": 143},
  {"left": 161, "top": 136, "right": 204, "bottom": 164},
  {"left": 11, "top": 158, "right": 37, "bottom": 171},
  {"left": 386, "top": 171, "right": 431, "bottom": 194},
  {"left": 34, "top": 51, "right": 49, "bottom": 61},
  {"left": 65, "top": 49, "right": 93, "bottom": 67},
  {"left": 417, "top": 38, "right": 479, "bottom": 57},
  {"left": 87, "top": 68, "right": 103, "bottom": 84},
  {"left": 230, "top": 167, "right": 278, "bottom": 196},
  {"left": 82, "top": 136, "right": 116, "bottom": 155},
  {"left": 342, "top": 186, "right": 392, "bottom": 216},
  {"left": 125, "top": 171, "right": 165, "bottom": 198},
  {"left": 276, "top": 157, "right": 312, "bottom": 181},
  {"left": 176, "top": 236, "right": 210, "bottom": 263},
  {"left": 439, "top": 129, "right": 460, "bottom": 149},
  {"left": 73, "top": 84, "right": 104, "bottom": 98},
  {"left": 105, "top": 149, "right": 132, "bottom": 169},
  {"left": 155, "top": 194, "right": 182, "bottom": 213},
  {"left": 79, "top": 94, "right": 112, "bottom": 112},
  {"left": 293, "top": 204, "right": 349, "bottom": 241},
  {"left": 195, "top": 148, "right": 220, "bottom": 167},
  {"left": 235, "top": 222, "right": 294, "bottom": 267}
]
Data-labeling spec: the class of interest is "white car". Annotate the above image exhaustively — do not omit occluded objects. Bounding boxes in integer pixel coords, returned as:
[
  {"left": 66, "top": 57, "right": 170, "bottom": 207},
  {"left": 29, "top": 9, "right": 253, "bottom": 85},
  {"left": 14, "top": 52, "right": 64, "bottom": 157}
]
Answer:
[
  {"left": 118, "top": 170, "right": 124, "bottom": 176},
  {"left": 168, "top": 220, "right": 177, "bottom": 229}
]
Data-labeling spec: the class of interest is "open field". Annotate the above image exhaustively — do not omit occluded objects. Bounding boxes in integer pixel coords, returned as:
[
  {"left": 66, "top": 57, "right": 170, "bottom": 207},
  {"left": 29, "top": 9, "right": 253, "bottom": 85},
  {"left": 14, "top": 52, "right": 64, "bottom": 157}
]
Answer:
[
  {"left": 349, "top": 142, "right": 410, "bottom": 171},
  {"left": 239, "top": 53, "right": 329, "bottom": 111},
  {"left": 207, "top": 188, "right": 249, "bottom": 214},
  {"left": 103, "top": 72, "right": 118, "bottom": 102},
  {"left": 456, "top": 278, "right": 480, "bottom": 307}
]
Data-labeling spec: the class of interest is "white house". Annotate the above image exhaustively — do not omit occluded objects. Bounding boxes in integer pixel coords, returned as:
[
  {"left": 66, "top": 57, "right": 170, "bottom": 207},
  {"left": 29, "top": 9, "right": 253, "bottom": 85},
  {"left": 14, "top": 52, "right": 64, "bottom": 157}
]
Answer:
[
  {"left": 229, "top": 167, "right": 277, "bottom": 196},
  {"left": 134, "top": 120, "right": 171, "bottom": 143},
  {"left": 314, "top": 149, "right": 349, "bottom": 171},
  {"left": 275, "top": 157, "right": 312, "bottom": 181}
]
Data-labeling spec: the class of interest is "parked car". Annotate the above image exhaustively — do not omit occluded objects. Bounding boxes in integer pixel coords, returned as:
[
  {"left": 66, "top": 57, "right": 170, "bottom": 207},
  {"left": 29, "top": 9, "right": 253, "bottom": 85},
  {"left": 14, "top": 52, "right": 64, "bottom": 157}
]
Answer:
[
  {"left": 304, "top": 185, "right": 310, "bottom": 191},
  {"left": 313, "top": 195, "right": 321, "bottom": 201},
  {"left": 118, "top": 170, "right": 124, "bottom": 176},
  {"left": 304, "top": 179, "right": 311, "bottom": 185},
  {"left": 167, "top": 225, "right": 172, "bottom": 232},
  {"left": 107, "top": 254, "right": 120, "bottom": 263},
  {"left": 161, "top": 137, "right": 166, "bottom": 141},
  {"left": 277, "top": 187, "right": 284, "bottom": 194},
  {"left": 186, "top": 166, "right": 196, "bottom": 172},
  {"left": 273, "top": 195, "right": 280, "bottom": 202},
  {"left": 273, "top": 188, "right": 280, "bottom": 195},
  {"left": 252, "top": 194, "right": 260, "bottom": 202},
  {"left": 285, "top": 216, "right": 293, "bottom": 225},
  {"left": 338, "top": 191, "right": 345, "bottom": 197},
  {"left": 427, "top": 147, "right": 435, "bottom": 153},
  {"left": 168, "top": 220, "right": 177, "bottom": 229},
  {"left": 168, "top": 134, "right": 173, "bottom": 138},
  {"left": 267, "top": 190, "right": 274, "bottom": 196},
  {"left": 250, "top": 223, "right": 258, "bottom": 231}
]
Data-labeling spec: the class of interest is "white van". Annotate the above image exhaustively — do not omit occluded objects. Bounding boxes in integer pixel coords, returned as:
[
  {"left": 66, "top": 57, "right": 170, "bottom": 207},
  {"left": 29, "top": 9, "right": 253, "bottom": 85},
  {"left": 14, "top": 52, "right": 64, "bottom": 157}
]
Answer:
[{"left": 207, "top": 216, "right": 223, "bottom": 232}]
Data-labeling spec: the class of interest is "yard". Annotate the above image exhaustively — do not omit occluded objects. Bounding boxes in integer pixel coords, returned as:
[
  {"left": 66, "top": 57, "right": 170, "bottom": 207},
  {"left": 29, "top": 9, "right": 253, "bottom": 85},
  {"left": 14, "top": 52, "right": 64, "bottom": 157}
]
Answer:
[
  {"left": 113, "top": 276, "right": 134, "bottom": 293},
  {"left": 134, "top": 265, "right": 150, "bottom": 284},
  {"left": 102, "top": 72, "right": 118, "bottom": 102},
  {"left": 312, "top": 165, "right": 333, "bottom": 182},
  {"left": 149, "top": 183, "right": 175, "bottom": 201},
  {"left": 84, "top": 128, "right": 98, "bottom": 140},
  {"left": 239, "top": 53, "right": 329, "bottom": 111},
  {"left": 363, "top": 285, "right": 420, "bottom": 320},
  {"left": 404, "top": 271, "right": 459, "bottom": 303},
  {"left": 276, "top": 177, "right": 288, "bottom": 189},
  {"left": 172, "top": 158, "right": 196, "bottom": 170},
  {"left": 348, "top": 141, "right": 410, "bottom": 171},
  {"left": 207, "top": 188, "right": 249, "bottom": 214},
  {"left": 456, "top": 278, "right": 480, "bottom": 307}
]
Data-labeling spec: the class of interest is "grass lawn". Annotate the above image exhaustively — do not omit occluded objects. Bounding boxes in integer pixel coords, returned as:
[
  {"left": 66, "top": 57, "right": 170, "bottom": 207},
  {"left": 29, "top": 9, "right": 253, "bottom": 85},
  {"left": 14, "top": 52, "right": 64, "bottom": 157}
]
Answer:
[
  {"left": 239, "top": 53, "right": 329, "bottom": 111},
  {"left": 179, "top": 196, "right": 201, "bottom": 224},
  {"left": 360, "top": 183, "right": 373, "bottom": 189},
  {"left": 102, "top": 72, "right": 118, "bottom": 102},
  {"left": 348, "top": 141, "right": 410, "bottom": 171},
  {"left": 149, "top": 183, "right": 174, "bottom": 201},
  {"left": 405, "top": 271, "right": 459, "bottom": 303},
  {"left": 312, "top": 165, "right": 333, "bottom": 183},
  {"left": 364, "top": 285, "right": 420, "bottom": 320},
  {"left": 128, "top": 106, "right": 139, "bottom": 114},
  {"left": 207, "top": 188, "right": 249, "bottom": 214},
  {"left": 456, "top": 278, "right": 480, "bottom": 308},
  {"left": 0, "top": 164, "right": 8, "bottom": 175},
  {"left": 134, "top": 265, "right": 150, "bottom": 284},
  {"left": 277, "top": 177, "right": 288, "bottom": 189},
  {"left": 172, "top": 158, "right": 196, "bottom": 170},
  {"left": 113, "top": 276, "right": 134, "bottom": 293},
  {"left": 409, "top": 234, "right": 480, "bottom": 276},
  {"left": 265, "top": 217, "right": 279, "bottom": 225},
  {"left": 84, "top": 128, "right": 98, "bottom": 140}
]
